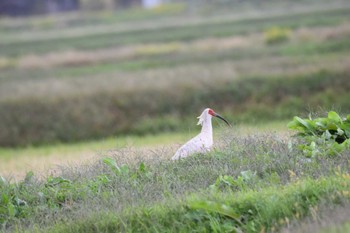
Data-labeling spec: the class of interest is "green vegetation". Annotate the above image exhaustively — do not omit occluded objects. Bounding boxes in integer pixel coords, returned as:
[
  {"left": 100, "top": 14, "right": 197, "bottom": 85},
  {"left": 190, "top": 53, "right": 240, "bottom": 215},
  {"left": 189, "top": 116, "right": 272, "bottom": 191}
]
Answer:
[
  {"left": 48, "top": 177, "right": 350, "bottom": 233},
  {"left": 1, "top": 8, "right": 350, "bottom": 58},
  {"left": 288, "top": 112, "right": 350, "bottom": 143},
  {"left": 1, "top": 2, "right": 350, "bottom": 231},
  {"left": 0, "top": 132, "right": 349, "bottom": 232},
  {"left": 288, "top": 111, "right": 350, "bottom": 157},
  {"left": 1, "top": 68, "right": 349, "bottom": 147},
  {"left": 264, "top": 27, "right": 291, "bottom": 45},
  {"left": 0, "top": 2, "right": 350, "bottom": 147},
  {"left": 0, "top": 122, "right": 286, "bottom": 179}
]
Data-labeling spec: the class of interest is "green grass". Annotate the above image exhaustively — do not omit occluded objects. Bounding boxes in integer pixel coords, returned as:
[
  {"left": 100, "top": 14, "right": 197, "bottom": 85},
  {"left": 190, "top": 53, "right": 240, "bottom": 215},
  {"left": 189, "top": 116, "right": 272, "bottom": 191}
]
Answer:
[
  {"left": 0, "top": 1, "right": 349, "bottom": 147},
  {"left": 0, "top": 121, "right": 287, "bottom": 156},
  {"left": 46, "top": 176, "right": 349, "bottom": 233},
  {"left": 1, "top": 2, "right": 350, "bottom": 231},
  {"left": 1, "top": 131, "right": 349, "bottom": 232},
  {"left": 1, "top": 68, "right": 349, "bottom": 147},
  {"left": 1, "top": 7, "right": 349, "bottom": 57}
]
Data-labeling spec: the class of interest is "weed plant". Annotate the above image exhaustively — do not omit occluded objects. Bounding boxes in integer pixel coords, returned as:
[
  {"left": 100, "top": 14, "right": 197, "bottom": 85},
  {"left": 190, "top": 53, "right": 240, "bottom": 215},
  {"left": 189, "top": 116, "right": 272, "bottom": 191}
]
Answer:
[{"left": 288, "top": 111, "right": 350, "bottom": 157}]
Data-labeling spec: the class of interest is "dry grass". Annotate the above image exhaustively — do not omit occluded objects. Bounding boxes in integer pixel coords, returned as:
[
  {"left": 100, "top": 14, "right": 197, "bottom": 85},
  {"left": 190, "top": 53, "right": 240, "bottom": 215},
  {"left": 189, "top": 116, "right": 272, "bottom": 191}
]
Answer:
[
  {"left": 16, "top": 34, "right": 255, "bottom": 69},
  {"left": 0, "top": 61, "right": 238, "bottom": 101},
  {"left": 294, "top": 22, "right": 350, "bottom": 42},
  {"left": 281, "top": 204, "right": 350, "bottom": 233},
  {"left": 1, "top": 149, "right": 97, "bottom": 181},
  {"left": 1, "top": 144, "right": 183, "bottom": 181},
  {"left": 0, "top": 123, "right": 288, "bottom": 180},
  {"left": 1, "top": 0, "right": 347, "bottom": 45},
  {"left": 3, "top": 54, "right": 350, "bottom": 102},
  {"left": 13, "top": 22, "right": 350, "bottom": 70}
]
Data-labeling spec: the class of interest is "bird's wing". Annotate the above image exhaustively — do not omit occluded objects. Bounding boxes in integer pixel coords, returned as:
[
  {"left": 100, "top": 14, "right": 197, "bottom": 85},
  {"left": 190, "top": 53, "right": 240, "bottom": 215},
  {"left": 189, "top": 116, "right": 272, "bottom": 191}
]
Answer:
[{"left": 171, "top": 135, "right": 210, "bottom": 160}]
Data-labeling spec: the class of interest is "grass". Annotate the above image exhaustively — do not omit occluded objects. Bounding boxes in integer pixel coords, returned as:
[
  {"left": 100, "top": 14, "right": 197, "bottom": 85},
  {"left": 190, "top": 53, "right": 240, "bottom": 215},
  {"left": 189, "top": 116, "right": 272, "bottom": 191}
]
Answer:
[
  {"left": 0, "top": 122, "right": 287, "bottom": 180},
  {"left": 323, "top": 221, "right": 350, "bottom": 233},
  {"left": 1, "top": 131, "right": 350, "bottom": 232},
  {"left": 1, "top": 1, "right": 350, "bottom": 231},
  {"left": 0, "top": 1, "right": 350, "bottom": 147},
  {"left": 45, "top": 177, "right": 349, "bottom": 233},
  {"left": 1, "top": 6, "right": 350, "bottom": 57},
  {"left": 1, "top": 67, "right": 349, "bottom": 147},
  {"left": 281, "top": 204, "right": 350, "bottom": 233}
]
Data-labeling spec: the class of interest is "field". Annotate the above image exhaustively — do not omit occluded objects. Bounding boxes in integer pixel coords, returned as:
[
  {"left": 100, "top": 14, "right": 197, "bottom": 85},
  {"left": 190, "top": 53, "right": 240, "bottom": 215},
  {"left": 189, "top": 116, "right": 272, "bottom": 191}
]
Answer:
[
  {"left": 1, "top": 0, "right": 350, "bottom": 232},
  {"left": 1, "top": 0, "right": 350, "bottom": 147}
]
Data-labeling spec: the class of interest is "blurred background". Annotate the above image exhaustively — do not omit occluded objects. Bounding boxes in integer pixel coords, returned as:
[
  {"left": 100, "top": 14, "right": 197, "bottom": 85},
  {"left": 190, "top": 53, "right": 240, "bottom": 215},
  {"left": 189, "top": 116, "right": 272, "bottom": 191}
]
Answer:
[{"left": 0, "top": 0, "right": 350, "bottom": 175}]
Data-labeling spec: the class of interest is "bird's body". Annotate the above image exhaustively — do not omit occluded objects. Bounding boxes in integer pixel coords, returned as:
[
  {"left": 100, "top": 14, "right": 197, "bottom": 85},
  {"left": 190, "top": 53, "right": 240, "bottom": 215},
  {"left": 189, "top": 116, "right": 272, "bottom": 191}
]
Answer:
[{"left": 171, "top": 108, "right": 229, "bottom": 160}]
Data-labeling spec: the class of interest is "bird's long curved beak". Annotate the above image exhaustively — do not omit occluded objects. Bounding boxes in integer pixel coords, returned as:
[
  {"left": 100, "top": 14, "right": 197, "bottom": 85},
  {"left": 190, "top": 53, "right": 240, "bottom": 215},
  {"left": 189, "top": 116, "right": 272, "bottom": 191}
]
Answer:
[{"left": 214, "top": 113, "right": 230, "bottom": 126}]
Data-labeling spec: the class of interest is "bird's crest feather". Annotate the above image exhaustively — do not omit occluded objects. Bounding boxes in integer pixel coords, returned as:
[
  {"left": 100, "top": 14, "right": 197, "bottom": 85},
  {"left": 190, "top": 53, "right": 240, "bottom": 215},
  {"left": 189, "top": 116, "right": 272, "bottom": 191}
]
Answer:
[{"left": 197, "top": 109, "right": 208, "bottom": 126}]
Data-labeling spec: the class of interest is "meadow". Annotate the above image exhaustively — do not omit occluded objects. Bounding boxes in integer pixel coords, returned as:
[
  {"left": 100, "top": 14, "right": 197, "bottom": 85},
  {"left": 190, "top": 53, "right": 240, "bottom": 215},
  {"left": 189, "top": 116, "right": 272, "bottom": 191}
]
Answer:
[
  {"left": 1, "top": 0, "right": 350, "bottom": 232},
  {"left": 1, "top": 0, "right": 350, "bottom": 147}
]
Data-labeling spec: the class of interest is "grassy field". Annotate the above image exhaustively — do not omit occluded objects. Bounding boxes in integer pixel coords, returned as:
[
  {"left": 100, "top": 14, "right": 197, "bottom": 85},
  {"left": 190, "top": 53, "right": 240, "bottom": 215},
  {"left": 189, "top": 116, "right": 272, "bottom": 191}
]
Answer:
[
  {"left": 0, "top": 121, "right": 287, "bottom": 180},
  {"left": 1, "top": 129, "right": 349, "bottom": 232},
  {"left": 1, "top": 1, "right": 350, "bottom": 232},
  {"left": 0, "top": 0, "right": 350, "bottom": 147}
]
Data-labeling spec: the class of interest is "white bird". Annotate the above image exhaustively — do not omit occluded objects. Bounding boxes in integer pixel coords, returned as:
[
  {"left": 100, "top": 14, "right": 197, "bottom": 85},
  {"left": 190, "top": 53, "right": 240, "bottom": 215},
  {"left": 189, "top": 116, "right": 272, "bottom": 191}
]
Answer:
[{"left": 171, "top": 108, "right": 230, "bottom": 160}]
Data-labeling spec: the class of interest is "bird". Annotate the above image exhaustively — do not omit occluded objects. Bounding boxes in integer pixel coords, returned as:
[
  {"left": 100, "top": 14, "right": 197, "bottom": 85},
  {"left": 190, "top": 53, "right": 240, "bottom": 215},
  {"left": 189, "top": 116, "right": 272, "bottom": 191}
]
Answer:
[{"left": 171, "top": 108, "right": 230, "bottom": 160}]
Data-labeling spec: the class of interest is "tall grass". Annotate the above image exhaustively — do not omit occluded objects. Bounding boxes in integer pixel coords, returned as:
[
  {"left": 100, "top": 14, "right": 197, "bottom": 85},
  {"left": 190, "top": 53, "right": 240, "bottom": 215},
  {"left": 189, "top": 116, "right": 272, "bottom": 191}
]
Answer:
[
  {"left": 46, "top": 177, "right": 349, "bottom": 233},
  {"left": 1, "top": 132, "right": 349, "bottom": 232},
  {"left": 0, "top": 68, "right": 349, "bottom": 147}
]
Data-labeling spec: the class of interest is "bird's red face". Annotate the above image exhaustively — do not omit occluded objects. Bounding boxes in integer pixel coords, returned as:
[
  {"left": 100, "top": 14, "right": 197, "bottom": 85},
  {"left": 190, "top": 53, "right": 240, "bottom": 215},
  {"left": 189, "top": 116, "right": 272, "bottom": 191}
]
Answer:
[
  {"left": 208, "top": 108, "right": 216, "bottom": 116},
  {"left": 207, "top": 108, "right": 230, "bottom": 126}
]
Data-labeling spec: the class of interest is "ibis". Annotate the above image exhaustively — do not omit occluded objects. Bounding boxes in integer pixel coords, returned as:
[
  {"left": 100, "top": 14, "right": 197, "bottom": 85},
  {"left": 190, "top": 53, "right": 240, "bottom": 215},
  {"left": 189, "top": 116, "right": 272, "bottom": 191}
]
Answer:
[{"left": 171, "top": 108, "right": 230, "bottom": 160}]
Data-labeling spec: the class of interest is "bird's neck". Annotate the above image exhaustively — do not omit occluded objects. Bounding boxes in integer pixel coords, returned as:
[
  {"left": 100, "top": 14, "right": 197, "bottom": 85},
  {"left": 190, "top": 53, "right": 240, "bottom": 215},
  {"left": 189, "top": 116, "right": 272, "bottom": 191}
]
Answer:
[{"left": 201, "top": 117, "right": 213, "bottom": 136}]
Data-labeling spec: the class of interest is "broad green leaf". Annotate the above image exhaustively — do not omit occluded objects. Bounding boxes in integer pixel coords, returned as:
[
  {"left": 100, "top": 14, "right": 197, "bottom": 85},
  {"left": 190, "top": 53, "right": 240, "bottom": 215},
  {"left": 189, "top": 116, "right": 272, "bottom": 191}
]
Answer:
[
  {"left": 315, "top": 118, "right": 327, "bottom": 129},
  {"left": 328, "top": 111, "right": 342, "bottom": 123},
  {"left": 287, "top": 118, "right": 300, "bottom": 129},
  {"left": 102, "top": 158, "right": 129, "bottom": 176},
  {"left": 102, "top": 157, "right": 120, "bottom": 174},
  {"left": 294, "top": 117, "right": 316, "bottom": 133},
  {"left": 343, "top": 125, "right": 350, "bottom": 138},
  {"left": 326, "top": 122, "right": 338, "bottom": 131},
  {"left": 102, "top": 157, "right": 119, "bottom": 169}
]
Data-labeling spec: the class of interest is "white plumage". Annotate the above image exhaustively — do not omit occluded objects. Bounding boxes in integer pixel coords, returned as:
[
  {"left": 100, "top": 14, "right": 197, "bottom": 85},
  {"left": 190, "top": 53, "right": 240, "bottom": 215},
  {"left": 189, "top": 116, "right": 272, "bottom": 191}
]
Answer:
[{"left": 171, "top": 108, "right": 229, "bottom": 160}]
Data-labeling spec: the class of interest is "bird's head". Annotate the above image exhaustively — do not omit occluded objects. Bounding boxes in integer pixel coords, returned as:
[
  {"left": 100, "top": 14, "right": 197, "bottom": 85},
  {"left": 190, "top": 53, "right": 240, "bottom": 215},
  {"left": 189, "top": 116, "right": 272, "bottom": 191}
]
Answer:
[{"left": 197, "top": 108, "right": 230, "bottom": 126}]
